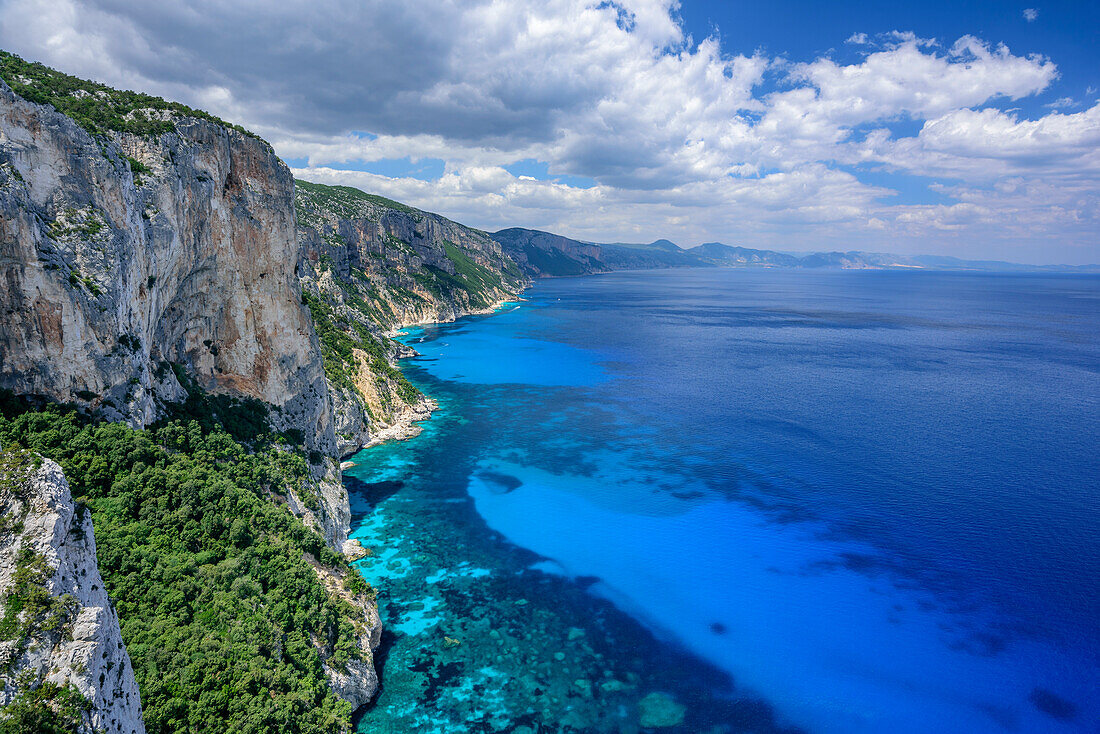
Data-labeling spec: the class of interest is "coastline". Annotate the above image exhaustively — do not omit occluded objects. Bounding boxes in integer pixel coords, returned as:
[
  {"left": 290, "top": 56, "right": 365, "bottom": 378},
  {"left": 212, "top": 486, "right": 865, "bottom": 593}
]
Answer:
[
  {"left": 382, "top": 295, "right": 526, "bottom": 339},
  {"left": 340, "top": 295, "right": 527, "bottom": 469},
  {"left": 358, "top": 294, "right": 526, "bottom": 453},
  {"left": 343, "top": 283, "right": 771, "bottom": 733},
  {"left": 363, "top": 394, "right": 438, "bottom": 448}
]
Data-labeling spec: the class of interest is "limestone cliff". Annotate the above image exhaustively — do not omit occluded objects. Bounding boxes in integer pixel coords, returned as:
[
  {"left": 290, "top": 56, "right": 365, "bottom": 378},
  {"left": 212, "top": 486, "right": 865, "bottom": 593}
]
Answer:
[
  {"left": 0, "top": 76, "right": 333, "bottom": 453},
  {"left": 295, "top": 180, "right": 528, "bottom": 456},
  {"left": 307, "top": 552, "right": 383, "bottom": 710},
  {"left": 0, "top": 449, "right": 144, "bottom": 734},
  {"left": 0, "top": 65, "right": 356, "bottom": 550}
]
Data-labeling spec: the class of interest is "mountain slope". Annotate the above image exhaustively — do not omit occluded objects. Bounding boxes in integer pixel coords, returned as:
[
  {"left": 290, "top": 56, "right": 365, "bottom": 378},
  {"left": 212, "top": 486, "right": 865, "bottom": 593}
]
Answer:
[
  {"left": 493, "top": 226, "right": 1098, "bottom": 276},
  {"left": 0, "top": 51, "right": 381, "bottom": 731},
  {"left": 295, "top": 180, "right": 528, "bottom": 455}
]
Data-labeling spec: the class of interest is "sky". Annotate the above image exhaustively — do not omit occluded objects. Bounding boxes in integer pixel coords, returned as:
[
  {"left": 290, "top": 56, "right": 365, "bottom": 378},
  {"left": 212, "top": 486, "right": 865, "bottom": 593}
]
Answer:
[{"left": 0, "top": 0, "right": 1097, "bottom": 264}]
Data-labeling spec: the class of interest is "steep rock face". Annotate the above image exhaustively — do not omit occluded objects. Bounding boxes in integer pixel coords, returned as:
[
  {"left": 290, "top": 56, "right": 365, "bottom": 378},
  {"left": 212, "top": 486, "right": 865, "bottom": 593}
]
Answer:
[
  {"left": 0, "top": 451, "right": 144, "bottom": 734},
  {"left": 296, "top": 181, "right": 524, "bottom": 324},
  {"left": 0, "top": 78, "right": 356, "bottom": 550},
  {"left": 0, "top": 78, "right": 334, "bottom": 455},
  {"left": 308, "top": 552, "right": 383, "bottom": 710},
  {"left": 295, "top": 181, "right": 527, "bottom": 455},
  {"left": 285, "top": 460, "right": 352, "bottom": 550}
]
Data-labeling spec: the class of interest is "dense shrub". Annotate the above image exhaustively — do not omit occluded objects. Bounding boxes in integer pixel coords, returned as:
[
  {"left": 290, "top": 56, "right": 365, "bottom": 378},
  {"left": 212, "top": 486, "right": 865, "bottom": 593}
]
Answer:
[
  {"left": 0, "top": 51, "right": 260, "bottom": 141},
  {"left": 302, "top": 292, "right": 421, "bottom": 406},
  {"left": 0, "top": 397, "right": 371, "bottom": 734},
  {"left": 0, "top": 679, "right": 90, "bottom": 734}
]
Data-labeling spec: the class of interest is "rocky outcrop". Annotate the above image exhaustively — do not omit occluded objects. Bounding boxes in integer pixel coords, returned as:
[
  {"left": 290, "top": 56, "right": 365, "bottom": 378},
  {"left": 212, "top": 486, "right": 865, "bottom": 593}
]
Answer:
[
  {"left": 0, "top": 76, "right": 359, "bottom": 551},
  {"left": 0, "top": 451, "right": 144, "bottom": 734},
  {"left": 295, "top": 180, "right": 527, "bottom": 455},
  {"left": 0, "top": 77, "right": 334, "bottom": 455},
  {"left": 306, "top": 548, "right": 382, "bottom": 710},
  {"left": 285, "top": 460, "right": 352, "bottom": 550}
]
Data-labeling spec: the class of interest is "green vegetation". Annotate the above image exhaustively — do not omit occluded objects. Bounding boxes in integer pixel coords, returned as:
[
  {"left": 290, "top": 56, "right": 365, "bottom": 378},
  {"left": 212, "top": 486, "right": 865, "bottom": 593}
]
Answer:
[
  {"left": 156, "top": 363, "right": 306, "bottom": 448},
  {"left": 0, "top": 51, "right": 260, "bottom": 141},
  {"left": 440, "top": 241, "right": 506, "bottom": 306},
  {"left": 48, "top": 207, "right": 106, "bottom": 243},
  {"left": 0, "top": 446, "right": 39, "bottom": 535},
  {"left": 302, "top": 292, "right": 420, "bottom": 407},
  {"left": 0, "top": 547, "right": 80, "bottom": 672},
  {"left": 67, "top": 268, "right": 102, "bottom": 297},
  {"left": 125, "top": 155, "right": 151, "bottom": 185},
  {"left": 0, "top": 161, "right": 23, "bottom": 184},
  {"left": 0, "top": 444, "right": 42, "bottom": 495},
  {"left": 295, "top": 179, "right": 419, "bottom": 222},
  {"left": 0, "top": 677, "right": 91, "bottom": 734},
  {"left": 0, "top": 394, "right": 372, "bottom": 734}
]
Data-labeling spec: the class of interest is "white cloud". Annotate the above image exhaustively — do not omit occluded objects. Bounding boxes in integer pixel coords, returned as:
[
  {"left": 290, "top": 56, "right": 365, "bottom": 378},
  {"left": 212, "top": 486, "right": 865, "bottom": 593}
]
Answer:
[
  {"left": 1044, "top": 96, "right": 1076, "bottom": 110},
  {"left": 1, "top": 0, "right": 1097, "bottom": 262},
  {"left": 859, "top": 104, "right": 1100, "bottom": 179},
  {"left": 785, "top": 36, "right": 1056, "bottom": 126},
  {"left": 1023, "top": 8, "right": 1039, "bottom": 22}
]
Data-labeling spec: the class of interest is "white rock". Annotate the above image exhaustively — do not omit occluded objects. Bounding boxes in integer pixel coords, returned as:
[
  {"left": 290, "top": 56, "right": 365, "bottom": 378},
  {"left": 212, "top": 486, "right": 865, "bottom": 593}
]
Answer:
[{"left": 0, "top": 457, "right": 145, "bottom": 734}]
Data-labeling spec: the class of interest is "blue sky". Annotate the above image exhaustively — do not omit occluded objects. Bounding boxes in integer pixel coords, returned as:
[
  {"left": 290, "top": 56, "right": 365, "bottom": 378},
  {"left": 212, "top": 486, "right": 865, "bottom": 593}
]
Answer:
[
  {"left": 678, "top": 0, "right": 1100, "bottom": 131},
  {"left": 2, "top": 0, "right": 1097, "bottom": 263}
]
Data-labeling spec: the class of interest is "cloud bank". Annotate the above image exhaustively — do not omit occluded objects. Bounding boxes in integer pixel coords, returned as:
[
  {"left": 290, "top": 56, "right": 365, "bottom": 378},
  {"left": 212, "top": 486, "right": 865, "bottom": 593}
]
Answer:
[{"left": 1, "top": 0, "right": 1096, "bottom": 262}]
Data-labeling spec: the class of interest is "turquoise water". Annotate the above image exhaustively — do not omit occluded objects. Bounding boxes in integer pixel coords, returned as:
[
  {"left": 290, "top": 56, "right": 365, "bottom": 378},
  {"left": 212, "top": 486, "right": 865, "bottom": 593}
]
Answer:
[{"left": 346, "top": 269, "right": 1100, "bottom": 733}]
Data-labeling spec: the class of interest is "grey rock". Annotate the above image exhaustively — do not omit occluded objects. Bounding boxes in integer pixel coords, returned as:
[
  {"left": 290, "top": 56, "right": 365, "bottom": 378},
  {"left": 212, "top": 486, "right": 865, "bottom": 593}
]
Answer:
[
  {"left": 0, "top": 78, "right": 334, "bottom": 456},
  {"left": 295, "top": 180, "right": 527, "bottom": 455},
  {"left": 0, "top": 456, "right": 145, "bottom": 734},
  {"left": 0, "top": 78, "right": 358, "bottom": 551}
]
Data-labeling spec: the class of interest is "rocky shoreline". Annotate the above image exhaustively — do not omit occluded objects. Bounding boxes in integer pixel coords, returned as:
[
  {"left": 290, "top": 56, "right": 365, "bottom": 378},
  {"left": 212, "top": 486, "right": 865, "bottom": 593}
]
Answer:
[
  {"left": 382, "top": 296, "right": 524, "bottom": 337},
  {"left": 351, "top": 295, "right": 524, "bottom": 458},
  {"left": 339, "top": 398, "right": 435, "bottom": 468},
  {"left": 363, "top": 395, "right": 437, "bottom": 448}
]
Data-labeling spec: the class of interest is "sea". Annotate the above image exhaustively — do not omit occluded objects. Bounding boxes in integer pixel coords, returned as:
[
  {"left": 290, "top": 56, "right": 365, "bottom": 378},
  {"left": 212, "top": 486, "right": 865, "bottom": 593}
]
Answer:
[{"left": 345, "top": 268, "right": 1100, "bottom": 734}]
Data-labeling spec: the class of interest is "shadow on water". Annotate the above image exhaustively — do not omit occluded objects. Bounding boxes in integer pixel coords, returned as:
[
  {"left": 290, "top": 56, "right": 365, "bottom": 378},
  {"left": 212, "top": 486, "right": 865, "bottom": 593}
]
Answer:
[
  {"left": 350, "top": 627, "right": 400, "bottom": 729},
  {"left": 344, "top": 474, "right": 405, "bottom": 509},
  {"left": 345, "top": 447, "right": 808, "bottom": 734}
]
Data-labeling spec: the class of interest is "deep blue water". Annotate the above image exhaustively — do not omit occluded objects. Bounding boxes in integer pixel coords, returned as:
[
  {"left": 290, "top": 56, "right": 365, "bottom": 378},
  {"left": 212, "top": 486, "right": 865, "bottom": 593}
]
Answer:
[{"left": 348, "top": 269, "right": 1100, "bottom": 733}]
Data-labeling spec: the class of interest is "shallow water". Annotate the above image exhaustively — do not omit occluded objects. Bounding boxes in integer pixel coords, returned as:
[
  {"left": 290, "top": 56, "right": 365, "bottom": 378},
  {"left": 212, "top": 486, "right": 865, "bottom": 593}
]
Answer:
[{"left": 347, "top": 269, "right": 1100, "bottom": 733}]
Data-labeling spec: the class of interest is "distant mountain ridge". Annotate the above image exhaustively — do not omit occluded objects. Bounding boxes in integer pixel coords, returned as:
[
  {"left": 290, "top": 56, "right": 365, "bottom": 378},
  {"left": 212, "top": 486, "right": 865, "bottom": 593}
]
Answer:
[{"left": 492, "top": 229, "right": 1099, "bottom": 277}]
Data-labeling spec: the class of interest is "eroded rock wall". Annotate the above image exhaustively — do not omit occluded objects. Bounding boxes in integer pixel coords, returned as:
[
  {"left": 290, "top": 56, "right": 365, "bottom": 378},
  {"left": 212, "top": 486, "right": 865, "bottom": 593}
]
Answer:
[
  {"left": 295, "top": 181, "right": 527, "bottom": 455},
  {"left": 0, "top": 453, "right": 144, "bottom": 734},
  {"left": 0, "top": 79, "right": 334, "bottom": 455}
]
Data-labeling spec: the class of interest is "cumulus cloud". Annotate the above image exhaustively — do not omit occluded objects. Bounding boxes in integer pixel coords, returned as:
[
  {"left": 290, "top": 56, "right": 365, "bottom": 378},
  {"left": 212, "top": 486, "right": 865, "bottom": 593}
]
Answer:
[
  {"left": 0, "top": 0, "right": 1096, "bottom": 262},
  {"left": 1024, "top": 8, "right": 1039, "bottom": 22},
  {"left": 855, "top": 104, "right": 1100, "bottom": 180}
]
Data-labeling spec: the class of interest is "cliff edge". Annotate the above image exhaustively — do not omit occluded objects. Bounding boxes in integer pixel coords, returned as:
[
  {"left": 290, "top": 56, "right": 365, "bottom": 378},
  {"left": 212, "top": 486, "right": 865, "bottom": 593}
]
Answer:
[
  {"left": 295, "top": 180, "right": 527, "bottom": 455},
  {"left": 0, "top": 448, "right": 144, "bottom": 734},
  {"left": 0, "top": 74, "right": 333, "bottom": 453}
]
